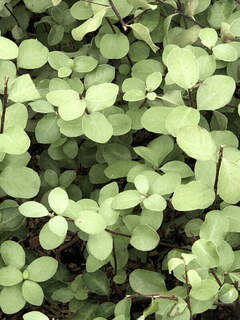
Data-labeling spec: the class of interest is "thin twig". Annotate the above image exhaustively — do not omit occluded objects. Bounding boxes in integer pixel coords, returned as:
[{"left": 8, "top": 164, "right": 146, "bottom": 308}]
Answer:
[
  {"left": 81, "top": 0, "right": 110, "bottom": 7},
  {"left": 177, "top": 0, "right": 188, "bottom": 29},
  {"left": 188, "top": 89, "right": 194, "bottom": 108},
  {"left": 214, "top": 145, "right": 224, "bottom": 194},
  {"left": 159, "top": 241, "right": 191, "bottom": 251},
  {"left": 105, "top": 228, "right": 131, "bottom": 238},
  {"left": 105, "top": 17, "right": 116, "bottom": 33},
  {"left": 127, "top": 292, "right": 178, "bottom": 301},
  {"left": 187, "top": 0, "right": 194, "bottom": 20},
  {"left": 125, "top": 9, "right": 149, "bottom": 25},
  {"left": 0, "top": 76, "right": 9, "bottom": 134},
  {"left": 210, "top": 269, "right": 223, "bottom": 287},
  {"left": 108, "top": 0, "right": 127, "bottom": 31},
  {"left": 184, "top": 264, "right": 193, "bottom": 319},
  {"left": 4, "top": 4, "right": 21, "bottom": 27},
  {"left": 112, "top": 239, "right": 117, "bottom": 276}
]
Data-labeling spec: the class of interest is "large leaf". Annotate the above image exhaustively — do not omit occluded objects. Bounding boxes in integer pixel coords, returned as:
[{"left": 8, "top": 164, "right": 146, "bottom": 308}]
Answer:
[
  {"left": 130, "top": 23, "right": 158, "bottom": 53},
  {"left": 23, "top": 311, "right": 49, "bottom": 320},
  {"left": 0, "top": 166, "right": 40, "bottom": 199},
  {"left": 112, "top": 190, "right": 144, "bottom": 210},
  {"left": 22, "top": 280, "right": 44, "bottom": 306},
  {"left": 0, "top": 240, "right": 25, "bottom": 269},
  {"left": 166, "top": 47, "right": 199, "bottom": 90},
  {"left": 172, "top": 181, "right": 215, "bottom": 211},
  {"left": 197, "top": 75, "right": 235, "bottom": 110},
  {"left": 8, "top": 74, "right": 40, "bottom": 103},
  {"left": 176, "top": 126, "right": 217, "bottom": 161},
  {"left": 0, "top": 36, "right": 18, "bottom": 60},
  {"left": 87, "top": 231, "right": 113, "bottom": 261},
  {"left": 130, "top": 225, "right": 159, "bottom": 251},
  {"left": 19, "top": 201, "right": 49, "bottom": 218},
  {"left": 100, "top": 32, "right": 129, "bottom": 59},
  {"left": 26, "top": 257, "right": 58, "bottom": 282},
  {"left": 0, "top": 285, "right": 25, "bottom": 314},
  {"left": 83, "top": 270, "right": 110, "bottom": 296},
  {"left": 0, "top": 266, "right": 23, "bottom": 286},
  {"left": 75, "top": 210, "right": 107, "bottom": 234},
  {"left": 48, "top": 187, "right": 69, "bottom": 215}
]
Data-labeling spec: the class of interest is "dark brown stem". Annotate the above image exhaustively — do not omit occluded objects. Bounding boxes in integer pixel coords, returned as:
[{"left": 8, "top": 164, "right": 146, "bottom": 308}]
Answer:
[
  {"left": 127, "top": 292, "right": 178, "bottom": 301},
  {"left": 177, "top": 0, "right": 188, "bottom": 29},
  {"left": 112, "top": 239, "right": 117, "bottom": 276},
  {"left": 125, "top": 9, "right": 149, "bottom": 25},
  {"left": 159, "top": 241, "right": 191, "bottom": 251},
  {"left": 4, "top": 4, "right": 21, "bottom": 27},
  {"left": 184, "top": 264, "right": 193, "bottom": 319},
  {"left": 105, "top": 17, "right": 116, "bottom": 33},
  {"left": 108, "top": 0, "right": 127, "bottom": 31},
  {"left": 214, "top": 145, "right": 224, "bottom": 194},
  {"left": 105, "top": 228, "right": 131, "bottom": 238},
  {"left": 188, "top": 89, "right": 194, "bottom": 108},
  {"left": 81, "top": 0, "right": 110, "bottom": 6},
  {"left": 210, "top": 269, "right": 223, "bottom": 287},
  {"left": 1, "top": 76, "right": 9, "bottom": 134}
]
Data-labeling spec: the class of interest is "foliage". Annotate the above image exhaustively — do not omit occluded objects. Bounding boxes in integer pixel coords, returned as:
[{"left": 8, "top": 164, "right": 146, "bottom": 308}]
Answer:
[{"left": 0, "top": 0, "right": 240, "bottom": 319}]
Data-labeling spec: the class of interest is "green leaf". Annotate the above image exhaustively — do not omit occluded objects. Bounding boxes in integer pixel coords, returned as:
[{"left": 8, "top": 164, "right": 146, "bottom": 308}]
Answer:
[
  {"left": 19, "top": 201, "right": 49, "bottom": 218},
  {"left": 85, "top": 83, "right": 119, "bottom": 113},
  {"left": 0, "top": 266, "right": 23, "bottom": 286},
  {"left": 192, "top": 239, "right": 219, "bottom": 268},
  {"left": 131, "top": 59, "right": 163, "bottom": 81},
  {"left": 48, "top": 216, "right": 68, "bottom": 237},
  {"left": 134, "top": 175, "right": 149, "bottom": 195},
  {"left": 99, "top": 198, "right": 119, "bottom": 226},
  {"left": 130, "top": 23, "right": 158, "bottom": 53},
  {"left": 100, "top": 32, "right": 129, "bottom": 59},
  {"left": 52, "top": 287, "right": 74, "bottom": 303},
  {"left": 143, "top": 194, "right": 167, "bottom": 211},
  {"left": 222, "top": 206, "right": 240, "bottom": 232},
  {"left": 23, "top": 311, "right": 49, "bottom": 320},
  {"left": 141, "top": 106, "right": 173, "bottom": 134},
  {"left": 199, "top": 28, "right": 218, "bottom": 48},
  {"left": 218, "top": 157, "right": 240, "bottom": 204},
  {"left": 123, "top": 89, "right": 145, "bottom": 102},
  {"left": 145, "top": 72, "right": 162, "bottom": 91},
  {"left": 151, "top": 173, "right": 181, "bottom": 195},
  {"left": 70, "top": 1, "right": 93, "bottom": 20},
  {"left": 75, "top": 210, "right": 107, "bottom": 234},
  {"left": 230, "top": 17, "right": 240, "bottom": 36},
  {"left": 172, "top": 181, "right": 215, "bottom": 211},
  {"left": 130, "top": 225, "right": 159, "bottom": 251},
  {"left": 213, "top": 44, "right": 238, "bottom": 62},
  {"left": 48, "top": 187, "right": 69, "bottom": 214},
  {"left": 83, "top": 270, "right": 110, "bottom": 296},
  {"left": 82, "top": 112, "right": 113, "bottom": 143},
  {"left": 199, "top": 212, "right": 229, "bottom": 246},
  {"left": 84, "top": 64, "right": 115, "bottom": 89},
  {"left": 166, "top": 106, "right": 200, "bottom": 137},
  {"left": 0, "top": 240, "right": 25, "bottom": 269},
  {"left": 112, "top": 190, "right": 144, "bottom": 210},
  {"left": 17, "top": 39, "right": 49, "bottom": 69},
  {"left": 0, "top": 285, "right": 25, "bottom": 314},
  {"left": 35, "top": 113, "right": 60, "bottom": 144},
  {"left": 0, "top": 166, "right": 40, "bottom": 199},
  {"left": 176, "top": 126, "right": 217, "bottom": 161},
  {"left": 73, "top": 56, "right": 98, "bottom": 73},
  {"left": 107, "top": 113, "right": 132, "bottom": 136},
  {"left": 22, "top": 280, "right": 44, "bottom": 306},
  {"left": 0, "top": 36, "right": 18, "bottom": 60},
  {"left": 166, "top": 47, "right": 199, "bottom": 90},
  {"left": 0, "top": 126, "right": 30, "bottom": 155},
  {"left": 72, "top": 8, "right": 107, "bottom": 41},
  {"left": 160, "top": 161, "right": 194, "bottom": 178},
  {"left": 129, "top": 269, "right": 166, "bottom": 295},
  {"left": 219, "top": 284, "right": 238, "bottom": 303},
  {"left": 190, "top": 279, "right": 219, "bottom": 301},
  {"left": 46, "top": 89, "right": 79, "bottom": 106},
  {"left": 197, "top": 75, "right": 235, "bottom": 110},
  {"left": 59, "top": 100, "right": 86, "bottom": 121},
  {"left": 26, "top": 256, "right": 58, "bottom": 282},
  {"left": 87, "top": 231, "right": 113, "bottom": 260},
  {"left": 39, "top": 222, "right": 66, "bottom": 250},
  {"left": 8, "top": 74, "right": 40, "bottom": 103}
]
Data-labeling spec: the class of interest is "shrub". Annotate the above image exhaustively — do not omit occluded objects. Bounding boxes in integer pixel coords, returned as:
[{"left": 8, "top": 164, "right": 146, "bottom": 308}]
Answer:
[{"left": 1, "top": 0, "right": 240, "bottom": 319}]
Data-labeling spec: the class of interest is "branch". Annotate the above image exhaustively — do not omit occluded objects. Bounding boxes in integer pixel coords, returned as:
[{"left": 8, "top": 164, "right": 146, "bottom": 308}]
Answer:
[
  {"left": 214, "top": 145, "right": 224, "bottom": 194},
  {"left": 0, "top": 76, "right": 9, "bottom": 134},
  {"left": 105, "top": 17, "right": 116, "bottom": 33},
  {"left": 177, "top": 0, "right": 188, "bottom": 29},
  {"left": 188, "top": 89, "right": 194, "bottom": 108},
  {"left": 81, "top": 0, "right": 110, "bottom": 7},
  {"left": 108, "top": 0, "right": 127, "bottom": 31},
  {"left": 126, "top": 292, "right": 178, "bottom": 301},
  {"left": 105, "top": 228, "right": 131, "bottom": 238},
  {"left": 210, "top": 269, "right": 223, "bottom": 287},
  {"left": 112, "top": 239, "right": 117, "bottom": 276},
  {"left": 184, "top": 264, "right": 193, "bottom": 319},
  {"left": 4, "top": 4, "right": 21, "bottom": 27}
]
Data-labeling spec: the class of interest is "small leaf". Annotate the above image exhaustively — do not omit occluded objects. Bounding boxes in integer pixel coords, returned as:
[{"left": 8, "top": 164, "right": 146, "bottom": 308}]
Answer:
[
  {"left": 176, "top": 126, "right": 217, "bottom": 161},
  {"left": 75, "top": 211, "right": 107, "bottom": 234},
  {"left": 26, "top": 256, "right": 58, "bottom": 282},
  {"left": 23, "top": 311, "right": 49, "bottom": 320},
  {"left": 0, "top": 240, "right": 25, "bottom": 269},
  {"left": 22, "top": 280, "right": 44, "bottom": 306},
  {"left": 213, "top": 44, "right": 238, "bottom": 62},
  {"left": 48, "top": 216, "right": 68, "bottom": 237},
  {"left": 83, "top": 270, "right": 110, "bottom": 296},
  {"left": 19, "top": 201, "right": 49, "bottom": 218},
  {"left": 112, "top": 190, "right": 144, "bottom": 210},
  {"left": 197, "top": 75, "right": 235, "bottom": 110},
  {"left": 0, "top": 36, "right": 19, "bottom": 60},
  {"left": 0, "top": 266, "right": 23, "bottom": 286},
  {"left": 143, "top": 194, "right": 167, "bottom": 211},
  {"left": 190, "top": 279, "right": 219, "bottom": 301},
  {"left": 0, "top": 285, "right": 25, "bottom": 314},
  {"left": 87, "top": 231, "right": 113, "bottom": 260},
  {"left": 100, "top": 32, "right": 129, "bottom": 59},
  {"left": 141, "top": 106, "right": 173, "bottom": 134},
  {"left": 192, "top": 239, "right": 219, "bottom": 268},
  {"left": 199, "top": 28, "right": 218, "bottom": 48},
  {"left": 130, "top": 23, "right": 158, "bottom": 53},
  {"left": 219, "top": 284, "right": 238, "bottom": 303},
  {"left": 48, "top": 187, "right": 69, "bottom": 214},
  {"left": 8, "top": 74, "right": 40, "bottom": 103},
  {"left": 130, "top": 225, "right": 159, "bottom": 251}
]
